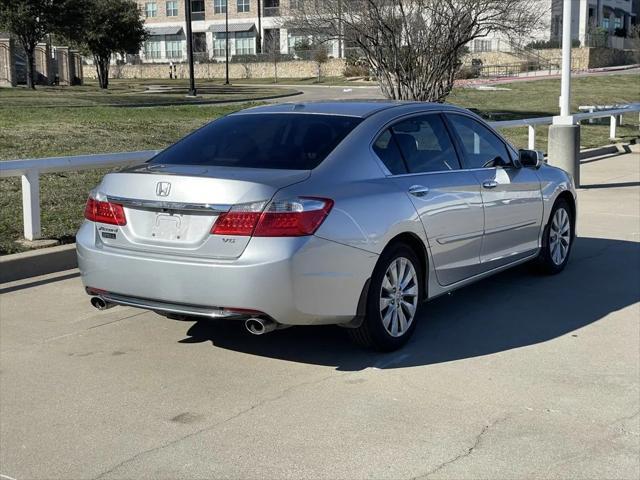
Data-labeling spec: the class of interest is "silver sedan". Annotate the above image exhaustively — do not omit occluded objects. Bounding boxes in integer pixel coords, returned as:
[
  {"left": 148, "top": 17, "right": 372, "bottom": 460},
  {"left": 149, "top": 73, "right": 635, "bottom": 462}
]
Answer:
[{"left": 77, "top": 101, "right": 577, "bottom": 350}]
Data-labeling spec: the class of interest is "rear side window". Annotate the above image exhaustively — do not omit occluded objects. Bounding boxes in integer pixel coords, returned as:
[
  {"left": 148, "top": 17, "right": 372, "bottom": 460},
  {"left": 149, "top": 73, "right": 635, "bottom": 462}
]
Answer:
[
  {"left": 150, "top": 113, "right": 362, "bottom": 170},
  {"left": 391, "top": 114, "right": 460, "bottom": 173},
  {"left": 446, "top": 114, "right": 510, "bottom": 169},
  {"left": 373, "top": 129, "right": 407, "bottom": 175}
]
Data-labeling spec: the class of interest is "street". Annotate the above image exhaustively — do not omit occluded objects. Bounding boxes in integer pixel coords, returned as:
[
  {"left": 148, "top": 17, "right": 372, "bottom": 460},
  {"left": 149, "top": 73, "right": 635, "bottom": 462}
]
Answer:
[{"left": 1, "top": 148, "right": 638, "bottom": 479}]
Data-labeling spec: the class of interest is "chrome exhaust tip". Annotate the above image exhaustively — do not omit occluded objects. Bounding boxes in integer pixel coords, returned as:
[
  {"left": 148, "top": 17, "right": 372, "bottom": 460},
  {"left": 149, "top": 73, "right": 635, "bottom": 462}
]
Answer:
[
  {"left": 245, "top": 317, "right": 278, "bottom": 335},
  {"left": 90, "top": 296, "right": 115, "bottom": 311}
]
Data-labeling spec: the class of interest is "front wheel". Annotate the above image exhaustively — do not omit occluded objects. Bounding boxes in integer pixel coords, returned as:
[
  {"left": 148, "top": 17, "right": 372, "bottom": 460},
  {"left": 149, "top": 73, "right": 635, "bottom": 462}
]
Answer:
[
  {"left": 536, "top": 198, "right": 574, "bottom": 274},
  {"left": 348, "top": 244, "right": 423, "bottom": 351}
]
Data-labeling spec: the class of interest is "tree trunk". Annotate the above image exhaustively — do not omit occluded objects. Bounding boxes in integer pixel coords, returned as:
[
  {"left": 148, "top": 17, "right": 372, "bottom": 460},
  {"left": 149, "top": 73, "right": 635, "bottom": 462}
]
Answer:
[
  {"left": 94, "top": 54, "right": 110, "bottom": 89},
  {"left": 25, "top": 46, "right": 36, "bottom": 89}
]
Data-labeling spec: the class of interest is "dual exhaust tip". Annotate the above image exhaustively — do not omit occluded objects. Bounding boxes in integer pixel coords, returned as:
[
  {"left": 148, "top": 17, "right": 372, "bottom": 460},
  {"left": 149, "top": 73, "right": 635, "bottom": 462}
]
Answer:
[
  {"left": 90, "top": 296, "right": 115, "bottom": 311},
  {"left": 90, "top": 296, "right": 279, "bottom": 335},
  {"left": 244, "top": 317, "right": 279, "bottom": 335}
]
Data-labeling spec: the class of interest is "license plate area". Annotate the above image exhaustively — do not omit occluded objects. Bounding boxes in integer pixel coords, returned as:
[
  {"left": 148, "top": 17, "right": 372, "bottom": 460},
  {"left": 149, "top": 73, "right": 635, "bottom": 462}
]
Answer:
[{"left": 151, "top": 212, "right": 186, "bottom": 241}]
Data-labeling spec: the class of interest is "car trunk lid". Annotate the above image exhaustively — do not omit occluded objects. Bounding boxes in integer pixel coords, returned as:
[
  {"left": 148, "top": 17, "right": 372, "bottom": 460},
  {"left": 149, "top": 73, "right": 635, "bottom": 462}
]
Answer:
[{"left": 89, "top": 165, "right": 310, "bottom": 259}]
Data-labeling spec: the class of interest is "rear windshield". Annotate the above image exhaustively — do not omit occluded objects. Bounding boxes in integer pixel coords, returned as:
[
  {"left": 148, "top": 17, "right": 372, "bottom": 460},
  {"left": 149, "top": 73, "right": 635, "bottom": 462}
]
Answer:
[{"left": 149, "top": 113, "right": 362, "bottom": 170}]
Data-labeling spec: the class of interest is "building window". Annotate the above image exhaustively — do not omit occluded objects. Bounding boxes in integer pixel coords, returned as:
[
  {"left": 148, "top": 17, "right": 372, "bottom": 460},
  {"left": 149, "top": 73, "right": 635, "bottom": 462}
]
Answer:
[
  {"left": 144, "top": 2, "right": 157, "bottom": 17},
  {"left": 287, "top": 31, "right": 309, "bottom": 53},
  {"left": 166, "top": 1, "right": 178, "bottom": 16},
  {"left": 473, "top": 39, "right": 492, "bottom": 52},
  {"left": 237, "top": 0, "right": 250, "bottom": 13},
  {"left": 144, "top": 39, "right": 161, "bottom": 59},
  {"left": 213, "top": 32, "right": 227, "bottom": 57},
  {"left": 602, "top": 17, "right": 610, "bottom": 29},
  {"left": 235, "top": 31, "right": 255, "bottom": 54},
  {"left": 166, "top": 34, "right": 183, "bottom": 59},
  {"left": 214, "top": 0, "right": 227, "bottom": 14},
  {"left": 193, "top": 32, "right": 207, "bottom": 53},
  {"left": 613, "top": 17, "right": 622, "bottom": 29}
]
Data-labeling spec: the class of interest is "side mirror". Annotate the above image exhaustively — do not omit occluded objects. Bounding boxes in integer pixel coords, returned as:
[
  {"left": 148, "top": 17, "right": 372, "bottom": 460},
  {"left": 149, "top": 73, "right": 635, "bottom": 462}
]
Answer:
[{"left": 519, "top": 149, "right": 545, "bottom": 169}]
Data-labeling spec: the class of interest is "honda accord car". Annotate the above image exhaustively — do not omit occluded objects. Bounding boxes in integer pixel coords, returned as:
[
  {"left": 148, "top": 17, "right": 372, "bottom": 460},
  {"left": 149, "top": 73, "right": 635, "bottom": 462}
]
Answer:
[{"left": 77, "top": 101, "right": 576, "bottom": 350}]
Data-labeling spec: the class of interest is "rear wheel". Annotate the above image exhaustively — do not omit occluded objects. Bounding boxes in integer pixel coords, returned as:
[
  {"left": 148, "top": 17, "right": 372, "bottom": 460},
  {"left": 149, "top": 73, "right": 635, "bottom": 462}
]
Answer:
[
  {"left": 348, "top": 244, "right": 423, "bottom": 351},
  {"left": 536, "top": 198, "right": 574, "bottom": 274}
]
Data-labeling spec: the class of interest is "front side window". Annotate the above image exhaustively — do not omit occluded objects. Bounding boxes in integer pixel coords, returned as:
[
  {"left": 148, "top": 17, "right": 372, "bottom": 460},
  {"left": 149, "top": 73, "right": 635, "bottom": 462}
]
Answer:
[
  {"left": 235, "top": 31, "right": 255, "bottom": 54},
  {"left": 166, "top": 1, "right": 178, "bottom": 16},
  {"left": 391, "top": 114, "right": 460, "bottom": 173},
  {"left": 145, "top": 2, "right": 157, "bottom": 17},
  {"left": 165, "top": 34, "right": 183, "bottom": 59},
  {"left": 446, "top": 114, "right": 510, "bottom": 169},
  {"left": 150, "top": 113, "right": 362, "bottom": 170},
  {"left": 214, "top": 0, "right": 227, "bottom": 13},
  {"left": 237, "top": 0, "right": 250, "bottom": 13}
]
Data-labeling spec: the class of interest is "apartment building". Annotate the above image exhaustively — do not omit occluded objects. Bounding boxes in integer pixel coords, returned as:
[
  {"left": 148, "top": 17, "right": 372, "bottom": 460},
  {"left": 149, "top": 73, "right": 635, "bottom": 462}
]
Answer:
[
  {"left": 469, "top": 0, "right": 636, "bottom": 53},
  {"left": 136, "top": 0, "right": 340, "bottom": 63},
  {"left": 137, "top": 0, "right": 635, "bottom": 63}
]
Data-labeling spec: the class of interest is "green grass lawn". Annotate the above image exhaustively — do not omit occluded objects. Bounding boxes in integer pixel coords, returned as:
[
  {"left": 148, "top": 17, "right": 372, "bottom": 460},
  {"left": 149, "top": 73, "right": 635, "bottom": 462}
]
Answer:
[
  {"left": 448, "top": 74, "right": 640, "bottom": 150},
  {"left": 0, "top": 81, "right": 298, "bottom": 108},
  {"left": 0, "top": 74, "right": 638, "bottom": 254}
]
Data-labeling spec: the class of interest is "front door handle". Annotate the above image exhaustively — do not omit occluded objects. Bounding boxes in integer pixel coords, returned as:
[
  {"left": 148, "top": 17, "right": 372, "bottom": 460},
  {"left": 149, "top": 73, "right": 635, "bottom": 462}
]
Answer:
[
  {"left": 408, "top": 185, "right": 429, "bottom": 197},
  {"left": 482, "top": 180, "right": 498, "bottom": 189}
]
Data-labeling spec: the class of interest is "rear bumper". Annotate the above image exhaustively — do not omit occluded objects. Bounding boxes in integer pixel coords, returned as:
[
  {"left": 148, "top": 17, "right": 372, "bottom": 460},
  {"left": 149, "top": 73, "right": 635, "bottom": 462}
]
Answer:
[{"left": 76, "top": 222, "right": 377, "bottom": 325}]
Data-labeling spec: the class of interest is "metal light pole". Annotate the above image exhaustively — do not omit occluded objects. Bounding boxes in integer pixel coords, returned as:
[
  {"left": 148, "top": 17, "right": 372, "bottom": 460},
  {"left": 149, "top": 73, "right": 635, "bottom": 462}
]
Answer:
[
  {"left": 225, "top": 0, "right": 230, "bottom": 85},
  {"left": 257, "top": 0, "right": 262, "bottom": 54},
  {"left": 559, "top": 0, "right": 572, "bottom": 118},
  {"left": 184, "top": 0, "right": 197, "bottom": 96},
  {"left": 548, "top": 0, "right": 581, "bottom": 186}
]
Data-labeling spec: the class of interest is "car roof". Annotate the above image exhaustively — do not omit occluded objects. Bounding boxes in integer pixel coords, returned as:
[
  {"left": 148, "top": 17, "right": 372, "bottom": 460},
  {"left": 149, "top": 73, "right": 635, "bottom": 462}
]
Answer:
[{"left": 234, "top": 100, "right": 467, "bottom": 119}]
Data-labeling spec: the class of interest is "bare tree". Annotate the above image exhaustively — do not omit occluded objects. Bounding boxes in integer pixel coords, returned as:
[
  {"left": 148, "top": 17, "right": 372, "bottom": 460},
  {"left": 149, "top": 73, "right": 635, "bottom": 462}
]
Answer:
[
  {"left": 283, "top": 0, "right": 547, "bottom": 101},
  {"left": 312, "top": 43, "right": 329, "bottom": 82}
]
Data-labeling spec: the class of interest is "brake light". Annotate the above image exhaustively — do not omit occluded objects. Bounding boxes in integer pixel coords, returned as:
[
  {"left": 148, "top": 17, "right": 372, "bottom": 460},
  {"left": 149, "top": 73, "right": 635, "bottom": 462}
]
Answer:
[
  {"left": 211, "top": 197, "right": 333, "bottom": 237},
  {"left": 84, "top": 197, "right": 127, "bottom": 225}
]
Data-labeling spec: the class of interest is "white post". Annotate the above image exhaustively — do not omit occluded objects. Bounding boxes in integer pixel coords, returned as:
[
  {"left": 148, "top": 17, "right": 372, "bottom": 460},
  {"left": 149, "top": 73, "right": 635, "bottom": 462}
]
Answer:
[
  {"left": 559, "top": 0, "right": 572, "bottom": 118},
  {"left": 21, "top": 170, "right": 41, "bottom": 241},
  {"left": 528, "top": 125, "right": 536, "bottom": 150},
  {"left": 549, "top": 0, "right": 580, "bottom": 186},
  {"left": 610, "top": 115, "right": 617, "bottom": 140}
]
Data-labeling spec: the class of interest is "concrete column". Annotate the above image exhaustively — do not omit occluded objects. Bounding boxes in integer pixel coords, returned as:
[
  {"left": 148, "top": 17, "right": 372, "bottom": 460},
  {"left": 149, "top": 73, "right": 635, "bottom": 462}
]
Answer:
[
  {"left": 578, "top": 0, "right": 589, "bottom": 46},
  {"left": 70, "top": 50, "right": 83, "bottom": 85},
  {"left": 548, "top": 124, "right": 581, "bottom": 187},
  {"left": 21, "top": 170, "right": 41, "bottom": 241},
  {"left": 0, "top": 36, "right": 16, "bottom": 87},
  {"left": 34, "top": 42, "right": 52, "bottom": 85},
  {"left": 55, "top": 46, "right": 71, "bottom": 85}
]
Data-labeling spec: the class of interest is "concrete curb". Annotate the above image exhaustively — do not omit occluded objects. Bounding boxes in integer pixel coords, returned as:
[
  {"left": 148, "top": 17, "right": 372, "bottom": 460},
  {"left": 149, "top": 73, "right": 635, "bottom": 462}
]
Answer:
[
  {"left": 13, "top": 89, "right": 303, "bottom": 109},
  {"left": 0, "top": 244, "right": 77, "bottom": 283}
]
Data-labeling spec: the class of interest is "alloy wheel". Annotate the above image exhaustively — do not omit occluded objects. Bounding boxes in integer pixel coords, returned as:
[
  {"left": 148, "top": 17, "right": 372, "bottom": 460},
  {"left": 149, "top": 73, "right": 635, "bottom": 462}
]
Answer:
[
  {"left": 379, "top": 257, "right": 419, "bottom": 337},
  {"left": 550, "top": 207, "right": 571, "bottom": 265}
]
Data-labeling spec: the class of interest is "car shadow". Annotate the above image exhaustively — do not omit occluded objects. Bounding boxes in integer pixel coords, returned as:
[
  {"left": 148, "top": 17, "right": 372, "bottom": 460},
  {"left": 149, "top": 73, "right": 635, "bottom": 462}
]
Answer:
[{"left": 178, "top": 237, "right": 639, "bottom": 371}]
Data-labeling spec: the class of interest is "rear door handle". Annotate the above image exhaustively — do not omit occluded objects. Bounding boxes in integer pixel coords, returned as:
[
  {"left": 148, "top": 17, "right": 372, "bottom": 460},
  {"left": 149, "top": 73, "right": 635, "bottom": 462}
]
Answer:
[
  {"left": 408, "top": 185, "right": 429, "bottom": 197},
  {"left": 482, "top": 180, "right": 498, "bottom": 189}
]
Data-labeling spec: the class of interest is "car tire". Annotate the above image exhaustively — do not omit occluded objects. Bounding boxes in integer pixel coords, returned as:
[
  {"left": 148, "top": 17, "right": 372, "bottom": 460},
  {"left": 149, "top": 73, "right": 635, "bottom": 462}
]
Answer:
[
  {"left": 348, "top": 243, "right": 423, "bottom": 351},
  {"left": 535, "top": 198, "right": 574, "bottom": 274}
]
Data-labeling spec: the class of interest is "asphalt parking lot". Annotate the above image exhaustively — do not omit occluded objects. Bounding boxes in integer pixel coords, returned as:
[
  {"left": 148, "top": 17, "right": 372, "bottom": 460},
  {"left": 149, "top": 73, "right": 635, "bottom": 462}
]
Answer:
[{"left": 1, "top": 148, "right": 638, "bottom": 479}]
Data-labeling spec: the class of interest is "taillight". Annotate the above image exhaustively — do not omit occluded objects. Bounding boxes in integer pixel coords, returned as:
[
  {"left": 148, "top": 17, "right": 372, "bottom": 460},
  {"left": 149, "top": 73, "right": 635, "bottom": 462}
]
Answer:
[
  {"left": 210, "top": 201, "right": 266, "bottom": 236},
  {"left": 84, "top": 197, "right": 127, "bottom": 225},
  {"left": 211, "top": 197, "right": 333, "bottom": 237}
]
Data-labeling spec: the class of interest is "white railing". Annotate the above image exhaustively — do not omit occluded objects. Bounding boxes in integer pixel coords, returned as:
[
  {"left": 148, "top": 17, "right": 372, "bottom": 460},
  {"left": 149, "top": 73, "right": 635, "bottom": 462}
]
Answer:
[
  {"left": 490, "top": 103, "right": 640, "bottom": 151},
  {"left": 1, "top": 104, "right": 639, "bottom": 241}
]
